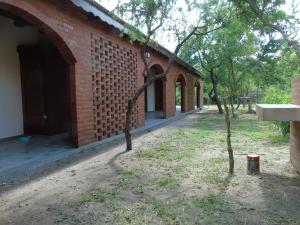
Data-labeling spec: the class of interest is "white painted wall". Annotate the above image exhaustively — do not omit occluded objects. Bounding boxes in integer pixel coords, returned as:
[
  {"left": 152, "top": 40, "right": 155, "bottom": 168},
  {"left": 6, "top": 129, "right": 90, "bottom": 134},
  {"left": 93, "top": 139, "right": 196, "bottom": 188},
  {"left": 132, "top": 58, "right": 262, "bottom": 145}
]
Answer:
[
  {"left": 146, "top": 83, "right": 155, "bottom": 112},
  {"left": 0, "top": 16, "right": 39, "bottom": 139}
]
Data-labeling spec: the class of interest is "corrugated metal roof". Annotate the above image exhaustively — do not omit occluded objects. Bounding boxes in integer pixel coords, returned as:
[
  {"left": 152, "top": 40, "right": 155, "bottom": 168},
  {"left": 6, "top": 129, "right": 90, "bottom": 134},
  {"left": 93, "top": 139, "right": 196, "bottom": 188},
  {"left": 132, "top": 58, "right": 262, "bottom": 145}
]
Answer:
[
  {"left": 71, "top": 0, "right": 125, "bottom": 31},
  {"left": 70, "top": 0, "right": 203, "bottom": 79}
]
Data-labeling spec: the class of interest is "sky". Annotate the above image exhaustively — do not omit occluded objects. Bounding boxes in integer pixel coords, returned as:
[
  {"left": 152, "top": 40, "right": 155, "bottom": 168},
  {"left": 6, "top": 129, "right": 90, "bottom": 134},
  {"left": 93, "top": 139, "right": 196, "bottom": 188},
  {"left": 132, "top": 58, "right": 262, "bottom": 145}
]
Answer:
[{"left": 97, "top": 0, "right": 300, "bottom": 51}]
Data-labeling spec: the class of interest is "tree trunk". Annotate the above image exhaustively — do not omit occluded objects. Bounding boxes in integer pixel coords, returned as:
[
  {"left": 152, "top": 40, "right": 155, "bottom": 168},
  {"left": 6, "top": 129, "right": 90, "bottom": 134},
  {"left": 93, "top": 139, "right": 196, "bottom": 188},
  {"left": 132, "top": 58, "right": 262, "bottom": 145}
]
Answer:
[
  {"left": 247, "top": 99, "right": 255, "bottom": 114},
  {"left": 229, "top": 96, "right": 237, "bottom": 118},
  {"left": 224, "top": 98, "right": 234, "bottom": 174},
  {"left": 210, "top": 70, "right": 223, "bottom": 114},
  {"left": 236, "top": 98, "right": 240, "bottom": 110}
]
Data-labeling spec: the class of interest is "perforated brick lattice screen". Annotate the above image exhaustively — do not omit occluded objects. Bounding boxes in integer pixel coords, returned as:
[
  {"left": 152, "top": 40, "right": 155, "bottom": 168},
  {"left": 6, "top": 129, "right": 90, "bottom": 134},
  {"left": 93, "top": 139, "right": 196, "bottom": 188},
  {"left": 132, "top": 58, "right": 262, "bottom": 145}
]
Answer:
[{"left": 91, "top": 34, "right": 139, "bottom": 140}]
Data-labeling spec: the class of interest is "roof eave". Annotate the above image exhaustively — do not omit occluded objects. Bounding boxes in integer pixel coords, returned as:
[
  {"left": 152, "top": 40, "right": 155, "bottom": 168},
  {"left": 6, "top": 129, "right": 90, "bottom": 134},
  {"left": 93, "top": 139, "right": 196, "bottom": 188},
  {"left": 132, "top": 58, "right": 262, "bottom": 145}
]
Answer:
[{"left": 70, "top": 0, "right": 204, "bottom": 79}]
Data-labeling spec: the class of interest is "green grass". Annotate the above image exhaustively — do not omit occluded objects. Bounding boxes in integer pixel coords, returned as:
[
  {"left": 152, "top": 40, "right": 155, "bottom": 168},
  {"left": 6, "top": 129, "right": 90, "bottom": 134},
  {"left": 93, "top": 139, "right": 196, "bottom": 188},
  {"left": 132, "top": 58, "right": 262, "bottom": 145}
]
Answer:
[
  {"left": 80, "top": 188, "right": 115, "bottom": 204},
  {"left": 209, "top": 156, "right": 227, "bottom": 164},
  {"left": 79, "top": 167, "right": 135, "bottom": 204},
  {"left": 193, "top": 194, "right": 226, "bottom": 214},
  {"left": 154, "top": 175, "right": 174, "bottom": 187},
  {"left": 136, "top": 150, "right": 156, "bottom": 158},
  {"left": 78, "top": 108, "right": 294, "bottom": 225}
]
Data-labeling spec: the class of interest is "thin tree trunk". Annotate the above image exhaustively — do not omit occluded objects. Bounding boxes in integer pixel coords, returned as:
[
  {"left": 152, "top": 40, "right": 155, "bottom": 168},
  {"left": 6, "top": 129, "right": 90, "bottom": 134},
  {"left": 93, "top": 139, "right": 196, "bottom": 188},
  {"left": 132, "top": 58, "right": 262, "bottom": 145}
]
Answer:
[
  {"left": 256, "top": 87, "right": 259, "bottom": 104},
  {"left": 210, "top": 70, "right": 223, "bottom": 114},
  {"left": 124, "top": 81, "right": 149, "bottom": 151},
  {"left": 229, "top": 96, "right": 237, "bottom": 118},
  {"left": 236, "top": 98, "right": 240, "bottom": 110},
  {"left": 224, "top": 98, "right": 234, "bottom": 174}
]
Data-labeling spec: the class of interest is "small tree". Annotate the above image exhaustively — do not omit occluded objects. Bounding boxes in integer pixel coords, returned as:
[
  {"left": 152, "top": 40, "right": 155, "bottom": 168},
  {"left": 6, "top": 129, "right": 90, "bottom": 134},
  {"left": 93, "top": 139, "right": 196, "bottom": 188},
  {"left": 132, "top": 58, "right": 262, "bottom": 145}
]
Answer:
[
  {"left": 223, "top": 97, "right": 234, "bottom": 173},
  {"left": 180, "top": 3, "right": 258, "bottom": 173},
  {"left": 115, "top": 0, "right": 225, "bottom": 151}
]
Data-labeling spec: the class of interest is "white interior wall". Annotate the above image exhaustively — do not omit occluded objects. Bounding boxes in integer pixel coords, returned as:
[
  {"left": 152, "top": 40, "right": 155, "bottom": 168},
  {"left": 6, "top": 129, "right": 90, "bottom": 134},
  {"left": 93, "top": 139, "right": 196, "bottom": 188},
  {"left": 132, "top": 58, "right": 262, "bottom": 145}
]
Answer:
[
  {"left": 0, "top": 16, "right": 39, "bottom": 139},
  {"left": 146, "top": 83, "right": 155, "bottom": 112}
]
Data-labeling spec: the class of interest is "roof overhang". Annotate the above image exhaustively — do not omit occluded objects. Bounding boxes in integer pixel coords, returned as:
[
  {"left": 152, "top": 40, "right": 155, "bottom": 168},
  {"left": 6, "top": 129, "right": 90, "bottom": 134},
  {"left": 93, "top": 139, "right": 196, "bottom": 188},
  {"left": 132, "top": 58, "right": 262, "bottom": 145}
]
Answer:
[{"left": 70, "top": 0, "right": 203, "bottom": 79}]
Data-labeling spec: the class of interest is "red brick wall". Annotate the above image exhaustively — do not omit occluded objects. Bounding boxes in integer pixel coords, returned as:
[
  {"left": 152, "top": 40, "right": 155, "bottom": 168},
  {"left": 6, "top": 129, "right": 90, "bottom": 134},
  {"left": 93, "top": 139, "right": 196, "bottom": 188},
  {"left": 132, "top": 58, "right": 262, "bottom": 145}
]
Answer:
[
  {"left": 0, "top": 0, "right": 203, "bottom": 147},
  {"left": 90, "top": 34, "right": 139, "bottom": 140},
  {"left": 147, "top": 50, "right": 203, "bottom": 118}
]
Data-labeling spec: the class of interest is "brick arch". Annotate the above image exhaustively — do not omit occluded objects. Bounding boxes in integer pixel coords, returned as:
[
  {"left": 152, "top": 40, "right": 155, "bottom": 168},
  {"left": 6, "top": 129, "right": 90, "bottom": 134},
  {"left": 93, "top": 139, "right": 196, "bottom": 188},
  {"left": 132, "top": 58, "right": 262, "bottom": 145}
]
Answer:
[
  {"left": 144, "top": 64, "right": 166, "bottom": 117},
  {"left": 0, "top": 2, "right": 76, "bottom": 64},
  {"left": 194, "top": 79, "right": 201, "bottom": 87},
  {"left": 174, "top": 73, "right": 187, "bottom": 86},
  {"left": 149, "top": 63, "right": 164, "bottom": 75},
  {"left": 175, "top": 74, "right": 187, "bottom": 112},
  {"left": 0, "top": 1, "right": 79, "bottom": 146}
]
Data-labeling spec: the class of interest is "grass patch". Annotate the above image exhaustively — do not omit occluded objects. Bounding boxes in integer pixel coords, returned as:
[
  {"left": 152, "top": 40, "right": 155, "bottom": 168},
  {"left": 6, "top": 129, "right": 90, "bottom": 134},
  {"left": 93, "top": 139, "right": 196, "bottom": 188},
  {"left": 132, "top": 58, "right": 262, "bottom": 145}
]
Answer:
[
  {"left": 171, "top": 164, "right": 186, "bottom": 175},
  {"left": 204, "top": 171, "right": 232, "bottom": 188},
  {"left": 80, "top": 188, "right": 116, "bottom": 204},
  {"left": 209, "top": 156, "right": 227, "bottom": 164},
  {"left": 193, "top": 194, "right": 226, "bottom": 215},
  {"left": 136, "top": 149, "right": 156, "bottom": 159},
  {"left": 154, "top": 175, "right": 174, "bottom": 187},
  {"left": 78, "top": 108, "right": 294, "bottom": 225},
  {"left": 79, "top": 167, "right": 135, "bottom": 204}
]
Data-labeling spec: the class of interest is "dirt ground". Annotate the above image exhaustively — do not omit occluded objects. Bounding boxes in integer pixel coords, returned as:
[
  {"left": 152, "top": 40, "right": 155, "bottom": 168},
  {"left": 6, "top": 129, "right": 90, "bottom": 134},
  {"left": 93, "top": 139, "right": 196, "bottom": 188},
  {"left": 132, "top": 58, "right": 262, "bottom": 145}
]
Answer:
[{"left": 0, "top": 107, "right": 300, "bottom": 225}]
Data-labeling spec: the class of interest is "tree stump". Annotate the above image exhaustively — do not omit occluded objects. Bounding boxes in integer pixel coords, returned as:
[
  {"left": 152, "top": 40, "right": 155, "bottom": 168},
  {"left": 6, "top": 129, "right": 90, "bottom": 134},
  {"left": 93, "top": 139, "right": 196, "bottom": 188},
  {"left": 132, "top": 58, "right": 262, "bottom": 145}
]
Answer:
[{"left": 247, "top": 154, "right": 260, "bottom": 175}]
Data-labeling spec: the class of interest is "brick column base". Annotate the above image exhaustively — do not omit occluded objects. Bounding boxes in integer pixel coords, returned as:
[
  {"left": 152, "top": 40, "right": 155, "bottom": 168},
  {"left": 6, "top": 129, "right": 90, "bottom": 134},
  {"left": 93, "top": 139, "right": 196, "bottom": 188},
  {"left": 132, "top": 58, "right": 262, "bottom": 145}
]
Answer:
[
  {"left": 291, "top": 121, "right": 300, "bottom": 172},
  {"left": 291, "top": 76, "right": 300, "bottom": 172}
]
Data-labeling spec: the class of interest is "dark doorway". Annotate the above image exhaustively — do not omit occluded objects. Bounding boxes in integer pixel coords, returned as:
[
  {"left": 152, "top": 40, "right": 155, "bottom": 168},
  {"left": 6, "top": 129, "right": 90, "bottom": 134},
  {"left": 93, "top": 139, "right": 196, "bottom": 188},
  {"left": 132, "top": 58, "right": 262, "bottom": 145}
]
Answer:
[
  {"left": 145, "top": 65, "right": 164, "bottom": 119},
  {"left": 155, "top": 78, "right": 163, "bottom": 111},
  {"left": 18, "top": 43, "right": 70, "bottom": 136},
  {"left": 195, "top": 82, "right": 201, "bottom": 109}
]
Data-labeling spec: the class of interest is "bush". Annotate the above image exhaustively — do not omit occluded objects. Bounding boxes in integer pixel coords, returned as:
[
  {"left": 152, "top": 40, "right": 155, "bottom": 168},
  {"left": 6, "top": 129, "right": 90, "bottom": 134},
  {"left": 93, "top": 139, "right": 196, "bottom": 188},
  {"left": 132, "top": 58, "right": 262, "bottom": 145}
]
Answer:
[{"left": 263, "top": 86, "right": 291, "bottom": 136}]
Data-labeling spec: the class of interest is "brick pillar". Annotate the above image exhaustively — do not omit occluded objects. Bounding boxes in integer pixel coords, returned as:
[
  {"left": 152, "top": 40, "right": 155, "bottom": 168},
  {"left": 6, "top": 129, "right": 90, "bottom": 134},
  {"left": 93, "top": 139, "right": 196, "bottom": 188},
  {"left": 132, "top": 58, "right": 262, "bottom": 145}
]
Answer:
[
  {"left": 200, "top": 80, "right": 204, "bottom": 109},
  {"left": 163, "top": 79, "right": 167, "bottom": 118},
  {"left": 290, "top": 76, "right": 300, "bottom": 172},
  {"left": 164, "top": 76, "right": 175, "bottom": 118}
]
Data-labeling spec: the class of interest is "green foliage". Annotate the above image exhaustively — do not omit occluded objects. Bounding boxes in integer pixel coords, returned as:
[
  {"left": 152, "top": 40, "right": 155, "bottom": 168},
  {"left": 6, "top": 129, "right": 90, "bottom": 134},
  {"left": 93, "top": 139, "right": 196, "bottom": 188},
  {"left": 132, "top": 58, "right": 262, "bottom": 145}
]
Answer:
[
  {"left": 263, "top": 86, "right": 291, "bottom": 136},
  {"left": 115, "top": 0, "right": 176, "bottom": 42},
  {"left": 264, "top": 86, "right": 291, "bottom": 104},
  {"left": 180, "top": 0, "right": 300, "bottom": 108},
  {"left": 180, "top": 1, "right": 259, "bottom": 102}
]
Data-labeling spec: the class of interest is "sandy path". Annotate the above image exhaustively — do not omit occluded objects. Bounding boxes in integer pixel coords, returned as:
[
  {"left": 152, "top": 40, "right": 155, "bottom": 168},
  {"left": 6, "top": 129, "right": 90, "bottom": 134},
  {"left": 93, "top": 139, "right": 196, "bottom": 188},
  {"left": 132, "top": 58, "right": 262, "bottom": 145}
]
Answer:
[{"left": 0, "top": 113, "right": 199, "bottom": 225}]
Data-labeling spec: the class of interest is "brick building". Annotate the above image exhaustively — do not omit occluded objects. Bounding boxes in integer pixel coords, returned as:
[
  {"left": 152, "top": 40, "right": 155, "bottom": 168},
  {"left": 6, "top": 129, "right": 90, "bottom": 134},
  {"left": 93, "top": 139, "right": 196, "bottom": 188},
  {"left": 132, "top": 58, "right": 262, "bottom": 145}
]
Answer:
[{"left": 0, "top": 0, "right": 204, "bottom": 147}]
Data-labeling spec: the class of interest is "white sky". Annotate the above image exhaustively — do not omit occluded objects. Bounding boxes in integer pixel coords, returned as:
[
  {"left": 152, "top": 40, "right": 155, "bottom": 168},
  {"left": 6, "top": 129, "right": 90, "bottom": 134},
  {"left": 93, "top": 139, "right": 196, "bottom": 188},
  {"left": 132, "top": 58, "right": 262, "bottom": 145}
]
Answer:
[{"left": 97, "top": 0, "right": 300, "bottom": 51}]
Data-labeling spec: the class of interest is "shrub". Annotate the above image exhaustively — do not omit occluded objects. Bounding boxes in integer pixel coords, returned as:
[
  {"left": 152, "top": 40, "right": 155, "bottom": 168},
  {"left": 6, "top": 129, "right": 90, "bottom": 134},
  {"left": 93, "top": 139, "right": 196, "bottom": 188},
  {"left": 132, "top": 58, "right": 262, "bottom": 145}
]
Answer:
[{"left": 263, "top": 86, "right": 291, "bottom": 136}]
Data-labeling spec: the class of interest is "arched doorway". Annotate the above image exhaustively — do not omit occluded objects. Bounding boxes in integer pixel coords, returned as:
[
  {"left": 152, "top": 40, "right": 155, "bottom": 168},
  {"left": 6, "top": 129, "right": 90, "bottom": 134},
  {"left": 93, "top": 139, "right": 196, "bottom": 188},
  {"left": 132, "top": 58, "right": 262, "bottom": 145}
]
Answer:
[
  {"left": 0, "top": 6, "right": 76, "bottom": 145},
  {"left": 194, "top": 81, "right": 201, "bottom": 109},
  {"left": 175, "top": 74, "right": 186, "bottom": 113},
  {"left": 145, "top": 64, "right": 164, "bottom": 119}
]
